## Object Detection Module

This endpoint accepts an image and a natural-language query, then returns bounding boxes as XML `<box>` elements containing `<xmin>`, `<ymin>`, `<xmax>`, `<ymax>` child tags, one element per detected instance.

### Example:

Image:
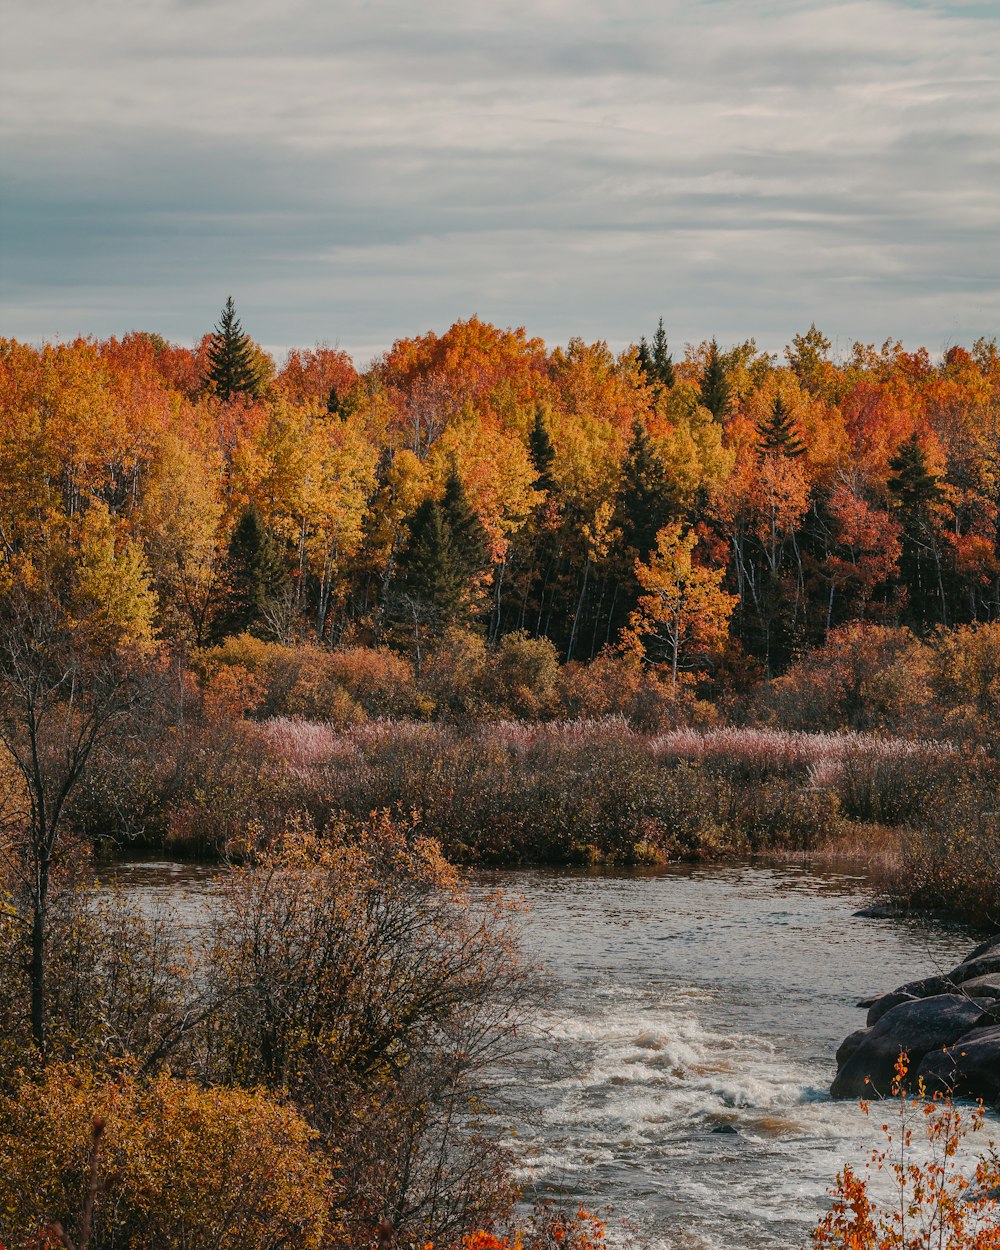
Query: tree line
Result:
<box><xmin>3</xmin><ymin>306</ymin><xmax>1000</xmax><ymax>684</ymax></box>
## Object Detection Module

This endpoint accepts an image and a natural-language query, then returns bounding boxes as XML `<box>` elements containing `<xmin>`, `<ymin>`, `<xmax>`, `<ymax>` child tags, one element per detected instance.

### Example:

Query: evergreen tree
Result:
<box><xmin>887</xmin><ymin>433</ymin><xmax>947</xmax><ymax>629</ymax></box>
<box><xmin>442</xmin><ymin>470</ymin><xmax>490</xmax><ymax>584</ymax></box>
<box><xmin>207</xmin><ymin>297</ymin><xmax>264</xmax><ymax>401</ymax></box>
<box><xmin>636</xmin><ymin>318</ymin><xmax>675</xmax><ymax>388</ymax></box>
<box><xmin>396</xmin><ymin>499</ymin><xmax>469</xmax><ymax>659</ymax></box>
<box><xmin>699</xmin><ymin>339</ymin><xmax>730</xmax><ymax>421</ymax></box>
<box><xmin>528</xmin><ymin>408</ymin><xmax>557</xmax><ymax>494</ymax></box>
<box><xmin>326</xmin><ymin>384</ymin><xmax>341</xmax><ymax>417</ymax></box>
<box><xmin>757</xmin><ymin>395</ymin><xmax>806</xmax><ymax>458</ymax></box>
<box><xmin>619</xmin><ymin>420</ymin><xmax>677</xmax><ymax>561</ymax></box>
<box><xmin>218</xmin><ymin>504</ymin><xmax>286</xmax><ymax>637</ymax></box>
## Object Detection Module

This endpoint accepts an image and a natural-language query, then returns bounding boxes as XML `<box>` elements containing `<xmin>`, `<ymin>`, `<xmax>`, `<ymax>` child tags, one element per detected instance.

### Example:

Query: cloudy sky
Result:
<box><xmin>2</xmin><ymin>0</ymin><xmax>998</xmax><ymax>363</ymax></box>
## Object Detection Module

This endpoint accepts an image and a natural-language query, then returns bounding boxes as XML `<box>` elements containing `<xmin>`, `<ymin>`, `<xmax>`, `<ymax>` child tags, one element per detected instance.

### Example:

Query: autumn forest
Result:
<box><xmin>5</xmin><ymin>306</ymin><xmax>1000</xmax><ymax>1249</ymax></box>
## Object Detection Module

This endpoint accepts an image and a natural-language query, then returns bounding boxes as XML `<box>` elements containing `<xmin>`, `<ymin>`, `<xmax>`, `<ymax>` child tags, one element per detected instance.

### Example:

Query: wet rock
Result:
<box><xmin>867</xmin><ymin>991</ymin><xmax>919</xmax><ymax>1027</ymax></box>
<box><xmin>831</xmin><ymin>995</ymin><xmax>991</xmax><ymax>1100</ymax></box>
<box><xmin>856</xmin><ymin>996</ymin><xmax>877</xmax><ymax>1009</ymax></box>
<box><xmin>710</xmin><ymin>1123</ymin><xmax>740</xmax><ymax>1135</ymax></box>
<box><xmin>854</xmin><ymin>903</ymin><xmax>903</xmax><ymax>919</ymax></box>
<box><xmin>916</xmin><ymin>1024</ymin><xmax>1000</xmax><ymax>1101</ymax></box>
<box><xmin>836</xmin><ymin>1027</ymin><xmax>869</xmax><ymax>1068</ymax></box>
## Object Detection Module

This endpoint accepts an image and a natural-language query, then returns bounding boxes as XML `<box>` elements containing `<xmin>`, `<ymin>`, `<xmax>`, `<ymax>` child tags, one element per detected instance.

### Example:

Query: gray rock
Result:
<box><xmin>962</xmin><ymin>935</ymin><xmax>1000</xmax><ymax>964</ymax></box>
<box><xmin>854</xmin><ymin>904</ymin><xmax>903</xmax><ymax>919</ymax></box>
<box><xmin>954</xmin><ymin>974</ymin><xmax>1000</xmax><ymax>1002</ymax></box>
<box><xmin>831</xmin><ymin>995</ymin><xmax>992</xmax><ymax>1100</ymax></box>
<box><xmin>867</xmin><ymin>991</ymin><xmax>919</xmax><ymax>1027</ymax></box>
<box><xmin>916</xmin><ymin>1024</ymin><xmax>1000</xmax><ymax>1102</ymax></box>
<box><xmin>836</xmin><ymin>1027</ymin><xmax>869</xmax><ymax>1068</ymax></box>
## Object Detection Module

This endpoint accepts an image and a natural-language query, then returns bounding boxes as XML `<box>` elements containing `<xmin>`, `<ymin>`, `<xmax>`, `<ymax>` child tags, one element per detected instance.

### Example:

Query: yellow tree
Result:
<box><xmin>625</xmin><ymin>523</ymin><xmax>736</xmax><ymax>684</ymax></box>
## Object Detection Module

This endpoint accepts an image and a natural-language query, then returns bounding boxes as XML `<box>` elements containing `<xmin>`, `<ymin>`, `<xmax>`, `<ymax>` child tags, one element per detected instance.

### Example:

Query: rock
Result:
<box><xmin>962</xmin><ymin>934</ymin><xmax>1000</xmax><ymax>964</ymax></box>
<box><xmin>954</xmin><ymin>973</ymin><xmax>1000</xmax><ymax>1002</ymax></box>
<box><xmin>857</xmin><ymin>996</ymin><xmax>877</xmax><ymax>1009</ymax></box>
<box><xmin>947</xmin><ymin>954</ymin><xmax>1000</xmax><ymax>986</ymax></box>
<box><xmin>854</xmin><ymin>903</ymin><xmax>903</xmax><ymax>919</ymax></box>
<box><xmin>710</xmin><ymin>1123</ymin><xmax>740</xmax><ymax>1135</ymax></box>
<box><xmin>836</xmin><ymin>1027</ymin><xmax>869</xmax><ymax>1068</ymax></box>
<box><xmin>831</xmin><ymin>995</ymin><xmax>992</xmax><ymax>1100</ymax></box>
<box><xmin>867</xmin><ymin>991</ymin><xmax>919</xmax><ymax>1027</ymax></box>
<box><xmin>916</xmin><ymin>1024</ymin><xmax>1000</xmax><ymax>1102</ymax></box>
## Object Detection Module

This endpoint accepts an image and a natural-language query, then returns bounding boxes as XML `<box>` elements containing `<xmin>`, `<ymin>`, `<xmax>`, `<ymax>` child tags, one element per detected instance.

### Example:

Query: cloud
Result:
<box><xmin>1</xmin><ymin>0</ymin><xmax>998</xmax><ymax>361</ymax></box>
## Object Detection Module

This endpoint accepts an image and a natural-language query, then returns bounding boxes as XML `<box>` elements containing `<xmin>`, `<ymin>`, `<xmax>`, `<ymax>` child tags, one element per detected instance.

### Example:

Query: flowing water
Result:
<box><xmin>104</xmin><ymin>858</ymin><xmax>995</xmax><ymax>1249</ymax></box>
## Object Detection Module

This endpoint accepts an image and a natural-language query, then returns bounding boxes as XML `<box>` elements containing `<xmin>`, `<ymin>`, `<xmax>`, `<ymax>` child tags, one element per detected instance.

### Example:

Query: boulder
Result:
<box><xmin>962</xmin><ymin>934</ymin><xmax>1000</xmax><ymax>964</ymax></box>
<box><xmin>836</xmin><ymin>1027</ymin><xmax>869</xmax><ymax>1069</ymax></box>
<box><xmin>916</xmin><ymin>1024</ymin><xmax>1000</xmax><ymax>1101</ymax></box>
<box><xmin>831</xmin><ymin>995</ymin><xmax>991</xmax><ymax>1099</ymax></box>
<box><xmin>954</xmin><ymin>973</ymin><xmax>1000</xmax><ymax>1002</ymax></box>
<box><xmin>867</xmin><ymin>991</ymin><xmax>919</xmax><ymax>1027</ymax></box>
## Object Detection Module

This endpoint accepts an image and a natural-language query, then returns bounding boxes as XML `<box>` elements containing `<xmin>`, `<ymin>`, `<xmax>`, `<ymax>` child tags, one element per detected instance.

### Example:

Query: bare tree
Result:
<box><xmin>0</xmin><ymin>586</ymin><xmax>153</xmax><ymax>1053</ymax></box>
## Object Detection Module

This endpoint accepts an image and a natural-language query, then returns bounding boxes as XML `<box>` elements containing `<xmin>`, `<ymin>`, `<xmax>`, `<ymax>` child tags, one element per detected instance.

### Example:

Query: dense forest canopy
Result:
<box><xmin>3</xmin><ymin>310</ymin><xmax>999</xmax><ymax>684</ymax></box>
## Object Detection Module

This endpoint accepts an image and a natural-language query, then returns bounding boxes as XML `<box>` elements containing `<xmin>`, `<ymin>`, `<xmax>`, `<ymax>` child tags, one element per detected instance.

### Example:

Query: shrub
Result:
<box><xmin>0</xmin><ymin>1063</ymin><xmax>332</xmax><ymax>1250</ymax></box>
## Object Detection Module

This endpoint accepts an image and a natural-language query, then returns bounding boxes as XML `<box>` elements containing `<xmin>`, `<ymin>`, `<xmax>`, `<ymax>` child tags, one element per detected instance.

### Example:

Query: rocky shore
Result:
<box><xmin>832</xmin><ymin>932</ymin><xmax>1000</xmax><ymax>1101</ymax></box>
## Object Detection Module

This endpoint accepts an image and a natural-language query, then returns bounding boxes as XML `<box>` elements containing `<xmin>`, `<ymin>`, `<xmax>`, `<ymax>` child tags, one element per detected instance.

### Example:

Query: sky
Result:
<box><xmin>2</xmin><ymin>0</ymin><xmax>999</xmax><ymax>365</ymax></box>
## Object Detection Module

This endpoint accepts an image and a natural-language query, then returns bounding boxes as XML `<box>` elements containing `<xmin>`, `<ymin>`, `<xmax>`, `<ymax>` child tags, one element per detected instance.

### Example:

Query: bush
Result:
<box><xmin>0</xmin><ymin>1063</ymin><xmax>332</xmax><ymax>1250</ymax></box>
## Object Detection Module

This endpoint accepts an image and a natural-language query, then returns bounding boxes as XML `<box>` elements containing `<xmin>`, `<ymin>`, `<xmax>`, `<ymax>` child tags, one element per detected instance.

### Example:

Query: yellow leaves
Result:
<box><xmin>626</xmin><ymin>524</ymin><xmax>737</xmax><ymax>682</ymax></box>
<box><xmin>0</xmin><ymin>1063</ymin><xmax>333</xmax><ymax>1250</ymax></box>
<box><xmin>73</xmin><ymin>501</ymin><xmax>158</xmax><ymax>650</ymax></box>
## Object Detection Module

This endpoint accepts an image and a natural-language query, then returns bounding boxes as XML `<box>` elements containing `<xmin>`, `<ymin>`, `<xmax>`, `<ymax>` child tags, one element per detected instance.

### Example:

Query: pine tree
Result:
<box><xmin>757</xmin><ymin>395</ymin><xmax>806</xmax><ymax>458</ymax></box>
<box><xmin>636</xmin><ymin>318</ymin><xmax>675</xmax><ymax>388</ymax></box>
<box><xmin>397</xmin><ymin>499</ymin><xmax>468</xmax><ymax>645</ymax></box>
<box><xmin>218</xmin><ymin>504</ymin><xmax>286</xmax><ymax>637</ymax></box>
<box><xmin>528</xmin><ymin>408</ymin><xmax>557</xmax><ymax>494</ymax></box>
<box><xmin>207</xmin><ymin>297</ymin><xmax>264</xmax><ymax>401</ymax></box>
<box><xmin>887</xmin><ymin>433</ymin><xmax>947</xmax><ymax>629</ymax></box>
<box><xmin>326</xmin><ymin>384</ymin><xmax>341</xmax><ymax>417</ymax></box>
<box><xmin>699</xmin><ymin>339</ymin><xmax>730</xmax><ymax>421</ymax></box>
<box><xmin>442</xmin><ymin>470</ymin><xmax>490</xmax><ymax>583</ymax></box>
<box><xmin>619</xmin><ymin>420</ymin><xmax>677</xmax><ymax>560</ymax></box>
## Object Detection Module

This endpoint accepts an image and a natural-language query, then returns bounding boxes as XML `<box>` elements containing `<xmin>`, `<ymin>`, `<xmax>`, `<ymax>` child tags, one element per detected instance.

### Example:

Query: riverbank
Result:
<box><xmin>80</xmin><ymin>716</ymin><xmax>999</xmax><ymax>928</ymax></box>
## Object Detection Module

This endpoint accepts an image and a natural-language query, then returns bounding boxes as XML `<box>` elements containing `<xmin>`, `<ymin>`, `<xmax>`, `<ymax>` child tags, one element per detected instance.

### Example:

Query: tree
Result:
<box><xmin>396</xmin><ymin>500</ymin><xmax>469</xmax><ymax>666</ymax></box>
<box><xmin>0</xmin><ymin>585</ymin><xmax>154</xmax><ymax>1053</ymax></box>
<box><xmin>217</xmin><ymin>505</ymin><xmax>287</xmax><ymax>639</ymax></box>
<box><xmin>699</xmin><ymin>338</ymin><xmax>731</xmax><ymax>421</ymax></box>
<box><xmin>527</xmin><ymin>407</ymin><xmax>557</xmax><ymax>495</ymax></box>
<box><xmin>206</xmin><ymin>297</ymin><xmax>265</xmax><ymax>401</ymax></box>
<box><xmin>618</xmin><ymin>419</ymin><xmax>677</xmax><ymax>562</ymax></box>
<box><xmin>757</xmin><ymin>394</ymin><xmax>806</xmax><ymax>459</ymax></box>
<box><xmin>624</xmin><ymin>523</ymin><xmax>736</xmax><ymax>683</ymax></box>
<box><xmin>637</xmin><ymin>318</ymin><xmax>675</xmax><ymax>388</ymax></box>
<box><xmin>442</xmin><ymin>469</ymin><xmax>490</xmax><ymax>586</ymax></box>
<box><xmin>887</xmin><ymin>432</ymin><xmax>949</xmax><ymax>629</ymax></box>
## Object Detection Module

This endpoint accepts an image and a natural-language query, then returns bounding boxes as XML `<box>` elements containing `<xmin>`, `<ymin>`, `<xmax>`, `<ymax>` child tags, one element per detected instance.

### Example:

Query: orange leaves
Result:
<box><xmin>812</xmin><ymin>1057</ymin><xmax>1000</xmax><ymax>1250</ymax></box>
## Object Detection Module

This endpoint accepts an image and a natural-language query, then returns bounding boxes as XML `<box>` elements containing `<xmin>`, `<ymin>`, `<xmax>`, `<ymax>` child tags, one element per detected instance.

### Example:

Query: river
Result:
<box><xmin>103</xmin><ymin>858</ymin><xmax>994</xmax><ymax>1249</ymax></box>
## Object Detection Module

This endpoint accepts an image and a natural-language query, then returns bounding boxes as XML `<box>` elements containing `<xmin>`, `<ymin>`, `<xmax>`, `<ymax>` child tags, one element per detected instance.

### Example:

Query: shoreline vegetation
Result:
<box><xmin>4</xmin><ymin>313</ymin><xmax>1000</xmax><ymax>1245</ymax></box>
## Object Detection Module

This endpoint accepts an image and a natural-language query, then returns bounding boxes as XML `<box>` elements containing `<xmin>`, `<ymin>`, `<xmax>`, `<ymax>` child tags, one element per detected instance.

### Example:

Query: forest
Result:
<box><xmin>4</xmin><ymin>306</ymin><xmax>1000</xmax><ymax>1249</ymax></box>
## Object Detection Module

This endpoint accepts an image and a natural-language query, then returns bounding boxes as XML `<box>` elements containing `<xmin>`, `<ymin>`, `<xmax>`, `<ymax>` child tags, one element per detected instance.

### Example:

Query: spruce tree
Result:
<box><xmin>218</xmin><ymin>504</ymin><xmax>286</xmax><ymax>637</ymax></box>
<box><xmin>528</xmin><ymin>407</ymin><xmax>557</xmax><ymax>494</ymax></box>
<box><xmin>637</xmin><ymin>318</ymin><xmax>675</xmax><ymax>388</ymax></box>
<box><xmin>398</xmin><ymin>499</ymin><xmax>467</xmax><ymax>635</ymax></box>
<box><xmin>442</xmin><ymin>470</ymin><xmax>490</xmax><ymax>584</ymax></box>
<box><xmin>619</xmin><ymin>420</ymin><xmax>677</xmax><ymax>561</ymax></box>
<box><xmin>757</xmin><ymin>395</ymin><xmax>806</xmax><ymax>458</ymax></box>
<box><xmin>699</xmin><ymin>339</ymin><xmax>731</xmax><ymax>421</ymax></box>
<box><xmin>887</xmin><ymin>433</ymin><xmax>947</xmax><ymax>629</ymax></box>
<box><xmin>207</xmin><ymin>297</ymin><xmax>264</xmax><ymax>401</ymax></box>
<box><xmin>326</xmin><ymin>384</ymin><xmax>341</xmax><ymax>417</ymax></box>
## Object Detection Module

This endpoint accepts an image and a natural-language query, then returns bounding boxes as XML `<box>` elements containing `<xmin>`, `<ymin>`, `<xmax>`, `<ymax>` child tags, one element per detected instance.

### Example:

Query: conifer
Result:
<box><xmin>207</xmin><ymin>297</ymin><xmax>264</xmax><ymax>401</ymax></box>
<box><xmin>699</xmin><ymin>338</ymin><xmax>730</xmax><ymax>420</ymax></box>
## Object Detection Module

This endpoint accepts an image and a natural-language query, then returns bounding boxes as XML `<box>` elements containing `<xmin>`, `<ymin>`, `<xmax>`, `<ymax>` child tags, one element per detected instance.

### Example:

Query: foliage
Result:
<box><xmin>811</xmin><ymin>1056</ymin><xmax>1000</xmax><ymax>1250</ymax></box>
<box><xmin>0</xmin><ymin>1063</ymin><xmax>332</xmax><ymax>1250</ymax></box>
